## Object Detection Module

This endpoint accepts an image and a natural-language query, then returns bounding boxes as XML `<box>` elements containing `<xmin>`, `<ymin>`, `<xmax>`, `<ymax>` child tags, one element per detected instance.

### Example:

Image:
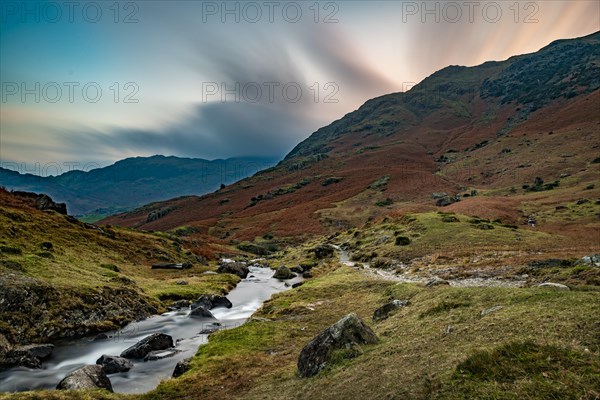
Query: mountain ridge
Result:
<box><xmin>102</xmin><ymin>32</ymin><xmax>600</xmax><ymax>244</ymax></box>
<box><xmin>0</xmin><ymin>155</ymin><xmax>278</xmax><ymax>219</ymax></box>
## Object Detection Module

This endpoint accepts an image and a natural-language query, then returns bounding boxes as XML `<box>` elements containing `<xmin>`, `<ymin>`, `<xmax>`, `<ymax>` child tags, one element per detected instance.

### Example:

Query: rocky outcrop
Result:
<box><xmin>217</xmin><ymin>262</ymin><xmax>249</xmax><ymax>279</ymax></box>
<box><xmin>172</xmin><ymin>357</ymin><xmax>192</xmax><ymax>377</ymax></box>
<box><xmin>0</xmin><ymin>273</ymin><xmax>158</xmax><ymax>345</ymax></box>
<box><xmin>120</xmin><ymin>333</ymin><xmax>174</xmax><ymax>359</ymax></box>
<box><xmin>373</xmin><ymin>300</ymin><xmax>409</xmax><ymax>321</ymax></box>
<box><xmin>191</xmin><ymin>294</ymin><xmax>232</xmax><ymax>310</ymax></box>
<box><xmin>298</xmin><ymin>313</ymin><xmax>378</xmax><ymax>378</ymax></box>
<box><xmin>34</xmin><ymin>194</ymin><xmax>67</xmax><ymax>215</ymax></box>
<box><xmin>96</xmin><ymin>355</ymin><xmax>133</xmax><ymax>374</ymax></box>
<box><xmin>273</xmin><ymin>266</ymin><xmax>296</xmax><ymax>280</ymax></box>
<box><xmin>0</xmin><ymin>342</ymin><xmax>54</xmax><ymax>370</ymax></box>
<box><xmin>56</xmin><ymin>365</ymin><xmax>113</xmax><ymax>392</ymax></box>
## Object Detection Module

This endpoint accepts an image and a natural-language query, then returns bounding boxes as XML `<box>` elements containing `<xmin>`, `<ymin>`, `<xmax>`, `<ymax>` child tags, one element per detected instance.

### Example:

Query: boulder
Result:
<box><xmin>273</xmin><ymin>266</ymin><xmax>296</xmax><ymax>280</ymax></box>
<box><xmin>96</xmin><ymin>355</ymin><xmax>133</xmax><ymax>374</ymax></box>
<box><xmin>172</xmin><ymin>357</ymin><xmax>192</xmax><ymax>378</ymax></box>
<box><xmin>190</xmin><ymin>305</ymin><xmax>216</xmax><ymax>319</ymax></box>
<box><xmin>191</xmin><ymin>294</ymin><xmax>232</xmax><ymax>310</ymax></box>
<box><xmin>217</xmin><ymin>262</ymin><xmax>249</xmax><ymax>279</ymax></box>
<box><xmin>303</xmin><ymin>271</ymin><xmax>313</xmax><ymax>279</ymax></box>
<box><xmin>312</xmin><ymin>244</ymin><xmax>335</xmax><ymax>259</ymax></box>
<box><xmin>16</xmin><ymin>343</ymin><xmax>54</xmax><ymax>360</ymax></box>
<box><xmin>292</xmin><ymin>282</ymin><xmax>304</xmax><ymax>289</ymax></box>
<box><xmin>537</xmin><ymin>282</ymin><xmax>570</xmax><ymax>291</ymax></box>
<box><xmin>35</xmin><ymin>194</ymin><xmax>67</xmax><ymax>215</ymax></box>
<box><xmin>56</xmin><ymin>365</ymin><xmax>113</xmax><ymax>392</ymax></box>
<box><xmin>0</xmin><ymin>343</ymin><xmax>55</xmax><ymax>370</ymax></box>
<box><xmin>297</xmin><ymin>313</ymin><xmax>378</xmax><ymax>378</ymax></box>
<box><xmin>120</xmin><ymin>333</ymin><xmax>174</xmax><ymax>359</ymax></box>
<box><xmin>373</xmin><ymin>300</ymin><xmax>409</xmax><ymax>321</ymax></box>
<box><xmin>290</xmin><ymin>265</ymin><xmax>304</xmax><ymax>274</ymax></box>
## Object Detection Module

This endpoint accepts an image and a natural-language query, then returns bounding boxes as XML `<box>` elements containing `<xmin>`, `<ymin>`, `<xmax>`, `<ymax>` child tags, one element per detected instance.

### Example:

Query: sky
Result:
<box><xmin>1</xmin><ymin>0</ymin><xmax>599</xmax><ymax>175</ymax></box>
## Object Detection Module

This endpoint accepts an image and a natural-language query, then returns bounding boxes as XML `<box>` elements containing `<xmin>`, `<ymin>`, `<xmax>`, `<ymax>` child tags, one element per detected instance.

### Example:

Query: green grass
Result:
<box><xmin>0</xmin><ymin>203</ymin><xmax>239</xmax><ymax>345</ymax></box>
<box><xmin>3</xmin><ymin>262</ymin><xmax>599</xmax><ymax>400</ymax></box>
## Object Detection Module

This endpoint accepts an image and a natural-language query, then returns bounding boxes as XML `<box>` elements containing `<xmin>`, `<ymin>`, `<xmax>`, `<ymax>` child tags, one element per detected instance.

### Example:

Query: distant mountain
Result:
<box><xmin>101</xmin><ymin>32</ymin><xmax>600</xmax><ymax>243</ymax></box>
<box><xmin>0</xmin><ymin>155</ymin><xmax>278</xmax><ymax>219</ymax></box>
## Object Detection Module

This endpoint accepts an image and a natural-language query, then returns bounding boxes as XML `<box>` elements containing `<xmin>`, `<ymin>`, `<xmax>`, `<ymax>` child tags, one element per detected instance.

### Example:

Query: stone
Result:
<box><xmin>290</xmin><ymin>265</ymin><xmax>304</xmax><ymax>273</ymax></box>
<box><xmin>172</xmin><ymin>357</ymin><xmax>192</xmax><ymax>378</ymax></box>
<box><xmin>120</xmin><ymin>333</ymin><xmax>174</xmax><ymax>359</ymax></box>
<box><xmin>56</xmin><ymin>365</ymin><xmax>113</xmax><ymax>392</ymax></box>
<box><xmin>16</xmin><ymin>344</ymin><xmax>54</xmax><ymax>360</ymax></box>
<box><xmin>303</xmin><ymin>271</ymin><xmax>313</xmax><ymax>279</ymax></box>
<box><xmin>537</xmin><ymin>282</ymin><xmax>570</xmax><ymax>291</ymax></box>
<box><xmin>191</xmin><ymin>294</ymin><xmax>232</xmax><ymax>310</ymax></box>
<box><xmin>93</xmin><ymin>333</ymin><xmax>109</xmax><ymax>341</ymax></box>
<box><xmin>96</xmin><ymin>355</ymin><xmax>133</xmax><ymax>374</ymax></box>
<box><xmin>313</xmin><ymin>244</ymin><xmax>336</xmax><ymax>259</ymax></box>
<box><xmin>579</xmin><ymin>255</ymin><xmax>600</xmax><ymax>267</ymax></box>
<box><xmin>273</xmin><ymin>266</ymin><xmax>296</xmax><ymax>280</ymax></box>
<box><xmin>292</xmin><ymin>282</ymin><xmax>304</xmax><ymax>289</ymax></box>
<box><xmin>0</xmin><ymin>343</ymin><xmax>55</xmax><ymax>370</ymax></box>
<box><xmin>217</xmin><ymin>262</ymin><xmax>249</xmax><ymax>279</ymax></box>
<box><xmin>297</xmin><ymin>313</ymin><xmax>378</xmax><ymax>378</ymax></box>
<box><xmin>175</xmin><ymin>280</ymin><xmax>188</xmax><ymax>285</ymax></box>
<box><xmin>190</xmin><ymin>305</ymin><xmax>216</xmax><ymax>319</ymax></box>
<box><xmin>425</xmin><ymin>278</ymin><xmax>450</xmax><ymax>287</ymax></box>
<box><xmin>481</xmin><ymin>306</ymin><xmax>504</xmax><ymax>316</ymax></box>
<box><xmin>168</xmin><ymin>300</ymin><xmax>191</xmax><ymax>311</ymax></box>
<box><xmin>199</xmin><ymin>326</ymin><xmax>221</xmax><ymax>335</ymax></box>
<box><xmin>373</xmin><ymin>300</ymin><xmax>409</xmax><ymax>321</ymax></box>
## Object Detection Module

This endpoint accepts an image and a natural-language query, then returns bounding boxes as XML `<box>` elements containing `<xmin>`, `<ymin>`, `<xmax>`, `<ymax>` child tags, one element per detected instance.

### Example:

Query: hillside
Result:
<box><xmin>102</xmin><ymin>32</ymin><xmax>600</xmax><ymax>249</ymax></box>
<box><xmin>0</xmin><ymin>156</ymin><xmax>277</xmax><ymax>220</ymax></box>
<box><xmin>0</xmin><ymin>189</ymin><xmax>242</xmax><ymax>347</ymax></box>
<box><xmin>1</xmin><ymin>32</ymin><xmax>599</xmax><ymax>400</ymax></box>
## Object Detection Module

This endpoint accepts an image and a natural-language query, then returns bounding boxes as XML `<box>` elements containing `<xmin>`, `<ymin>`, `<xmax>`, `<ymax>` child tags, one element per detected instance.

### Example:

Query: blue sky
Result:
<box><xmin>1</xmin><ymin>0</ymin><xmax>598</xmax><ymax>173</ymax></box>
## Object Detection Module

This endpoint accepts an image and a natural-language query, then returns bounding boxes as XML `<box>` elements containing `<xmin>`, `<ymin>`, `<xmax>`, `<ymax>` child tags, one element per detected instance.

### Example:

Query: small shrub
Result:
<box><xmin>375</xmin><ymin>198</ymin><xmax>394</xmax><ymax>207</ymax></box>
<box><xmin>100</xmin><ymin>263</ymin><xmax>120</xmax><ymax>272</ymax></box>
<box><xmin>441</xmin><ymin>215</ymin><xmax>459</xmax><ymax>223</ymax></box>
<box><xmin>395</xmin><ymin>236</ymin><xmax>411</xmax><ymax>246</ymax></box>
<box><xmin>0</xmin><ymin>246</ymin><xmax>22</xmax><ymax>255</ymax></box>
<box><xmin>322</xmin><ymin>177</ymin><xmax>343</xmax><ymax>186</ymax></box>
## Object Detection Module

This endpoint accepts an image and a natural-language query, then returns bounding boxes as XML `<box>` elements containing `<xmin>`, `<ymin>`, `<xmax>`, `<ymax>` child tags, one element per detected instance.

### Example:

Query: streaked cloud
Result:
<box><xmin>1</xmin><ymin>0</ymin><xmax>598</xmax><ymax>169</ymax></box>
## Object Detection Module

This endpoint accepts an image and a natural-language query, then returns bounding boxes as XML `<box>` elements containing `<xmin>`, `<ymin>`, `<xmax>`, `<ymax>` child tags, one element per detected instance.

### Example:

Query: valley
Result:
<box><xmin>1</xmin><ymin>32</ymin><xmax>599</xmax><ymax>400</ymax></box>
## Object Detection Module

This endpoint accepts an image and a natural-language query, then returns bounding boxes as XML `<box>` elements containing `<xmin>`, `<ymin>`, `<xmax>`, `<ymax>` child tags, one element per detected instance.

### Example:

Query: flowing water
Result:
<box><xmin>0</xmin><ymin>265</ymin><xmax>299</xmax><ymax>394</ymax></box>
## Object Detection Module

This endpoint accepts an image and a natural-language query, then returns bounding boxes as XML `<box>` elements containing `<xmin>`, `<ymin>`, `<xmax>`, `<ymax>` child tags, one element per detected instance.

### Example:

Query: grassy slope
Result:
<box><xmin>0</xmin><ymin>190</ymin><xmax>239</xmax><ymax>344</ymax></box>
<box><xmin>137</xmin><ymin>265</ymin><xmax>600</xmax><ymax>400</ymax></box>
<box><xmin>8</xmin><ymin>264</ymin><xmax>597</xmax><ymax>400</ymax></box>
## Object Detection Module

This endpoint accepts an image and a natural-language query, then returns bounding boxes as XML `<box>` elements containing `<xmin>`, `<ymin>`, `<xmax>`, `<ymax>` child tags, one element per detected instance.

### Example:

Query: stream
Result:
<box><xmin>0</xmin><ymin>265</ymin><xmax>300</xmax><ymax>394</ymax></box>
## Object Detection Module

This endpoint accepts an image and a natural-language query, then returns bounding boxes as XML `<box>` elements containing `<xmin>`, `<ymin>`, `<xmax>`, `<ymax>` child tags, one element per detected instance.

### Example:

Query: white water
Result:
<box><xmin>0</xmin><ymin>266</ymin><xmax>300</xmax><ymax>394</ymax></box>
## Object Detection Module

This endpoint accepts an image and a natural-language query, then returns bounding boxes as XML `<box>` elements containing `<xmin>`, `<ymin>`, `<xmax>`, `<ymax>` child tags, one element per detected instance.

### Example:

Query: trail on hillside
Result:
<box><xmin>335</xmin><ymin>246</ymin><xmax>526</xmax><ymax>288</ymax></box>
